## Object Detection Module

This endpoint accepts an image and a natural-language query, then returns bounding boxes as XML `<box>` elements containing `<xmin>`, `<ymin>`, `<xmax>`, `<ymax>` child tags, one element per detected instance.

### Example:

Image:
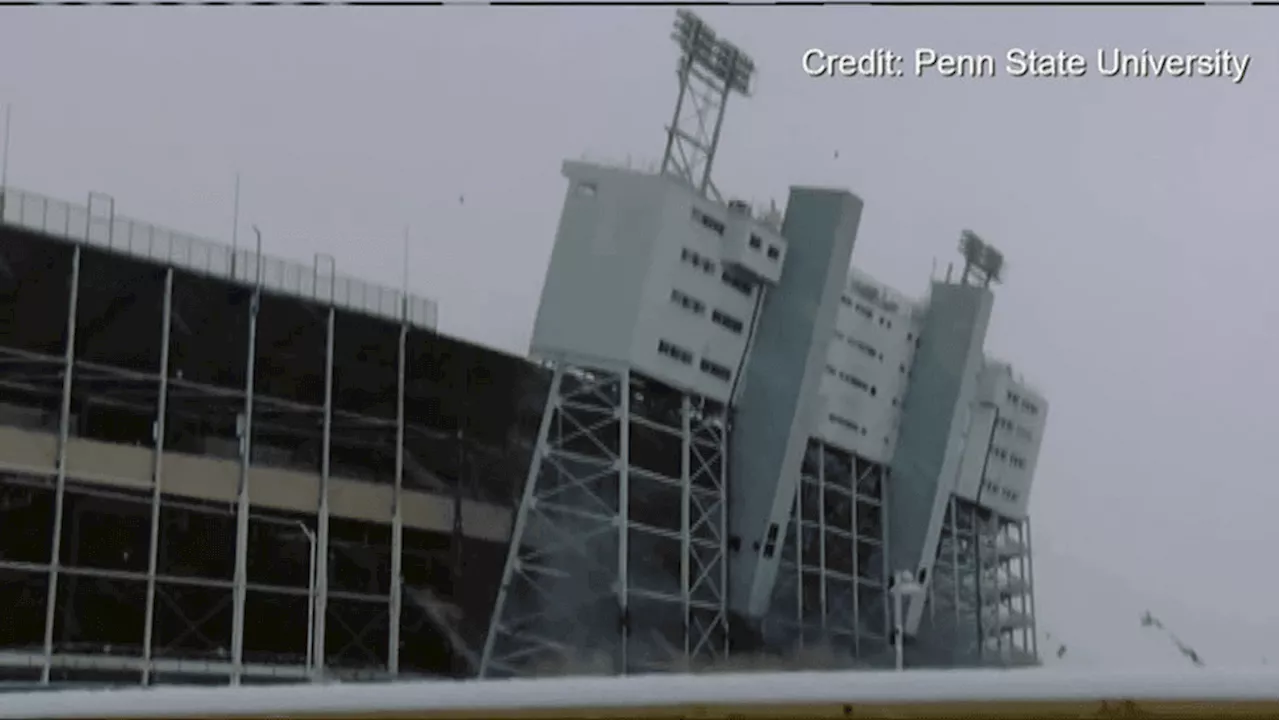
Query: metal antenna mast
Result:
<box><xmin>660</xmin><ymin>10</ymin><xmax>755</xmax><ymax>204</ymax></box>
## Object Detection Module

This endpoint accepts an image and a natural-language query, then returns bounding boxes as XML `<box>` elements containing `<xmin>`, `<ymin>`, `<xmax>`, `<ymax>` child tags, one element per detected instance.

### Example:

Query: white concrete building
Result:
<box><xmin>488</xmin><ymin>158</ymin><xmax>1050</xmax><ymax>675</ymax></box>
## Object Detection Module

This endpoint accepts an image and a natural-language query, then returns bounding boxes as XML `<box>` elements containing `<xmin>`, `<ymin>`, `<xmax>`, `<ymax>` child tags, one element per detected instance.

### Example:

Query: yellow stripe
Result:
<box><xmin>108</xmin><ymin>699</ymin><xmax>1279</xmax><ymax>719</ymax></box>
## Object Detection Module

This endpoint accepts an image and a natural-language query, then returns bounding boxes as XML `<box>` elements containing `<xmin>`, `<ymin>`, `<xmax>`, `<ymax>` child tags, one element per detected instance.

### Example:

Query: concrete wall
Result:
<box><xmin>726</xmin><ymin>187</ymin><xmax>863</xmax><ymax>619</ymax></box>
<box><xmin>887</xmin><ymin>280</ymin><xmax>993</xmax><ymax>634</ymax></box>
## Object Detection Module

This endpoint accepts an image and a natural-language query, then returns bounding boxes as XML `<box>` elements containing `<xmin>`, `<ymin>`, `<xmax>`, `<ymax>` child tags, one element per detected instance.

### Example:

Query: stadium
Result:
<box><xmin>0</xmin><ymin>10</ymin><xmax>1045</xmax><ymax>688</ymax></box>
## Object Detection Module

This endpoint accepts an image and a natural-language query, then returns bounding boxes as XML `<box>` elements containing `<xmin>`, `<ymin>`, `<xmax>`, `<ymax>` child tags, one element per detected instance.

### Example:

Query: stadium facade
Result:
<box><xmin>0</xmin><ymin>160</ymin><xmax>1045</xmax><ymax>686</ymax></box>
<box><xmin>0</xmin><ymin>12</ymin><xmax>1045</xmax><ymax>691</ymax></box>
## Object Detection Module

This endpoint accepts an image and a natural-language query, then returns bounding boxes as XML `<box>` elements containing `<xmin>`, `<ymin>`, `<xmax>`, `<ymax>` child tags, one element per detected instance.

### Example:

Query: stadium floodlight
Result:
<box><xmin>958</xmin><ymin>229</ymin><xmax>1006</xmax><ymax>287</ymax></box>
<box><xmin>671</xmin><ymin>10</ymin><xmax>755</xmax><ymax>96</ymax></box>
<box><xmin>661</xmin><ymin>10</ymin><xmax>757</xmax><ymax>202</ymax></box>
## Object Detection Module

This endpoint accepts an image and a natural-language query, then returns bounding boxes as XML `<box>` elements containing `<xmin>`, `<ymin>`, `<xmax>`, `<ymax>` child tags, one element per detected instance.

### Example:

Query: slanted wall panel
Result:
<box><xmin>727</xmin><ymin>188</ymin><xmax>863</xmax><ymax>618</ymax></box>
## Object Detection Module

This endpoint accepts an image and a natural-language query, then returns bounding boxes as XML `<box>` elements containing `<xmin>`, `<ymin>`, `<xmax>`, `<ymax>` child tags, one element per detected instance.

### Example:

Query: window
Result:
<box><xmin>840</xmin><ymin>295</ymin><xmax>853</xmax><ymax>307</ymax></box>
<box><xmin>658</xmin><ymin>339</ymin><xmax>693</xmax><ymax>365</ymax></box>
<box><xmin>851</xmin><ymin>339</ymin><xmax>877</xmax><ymax>359</ymax></box>
<box><xmin>854</xmin><ymin>304</ymin><xmax>873</xmax><ymax>320</ymax></box>
<box><xmin>766</xmin><ymin>245</ymin><xmax>780</xmax><ymax>261</ymax></box>
<box><xmin>681</xmin><ymin>247</ymin><xmax>715</xmax><ymax>275</ymax></box>
<box><xmin>721</xmin><ymin>271</ymin><xmax>753</xmax><ymax>296</ymax></box>
<box><xmin>836</xmin><ymin>371</ymin><xmax>870</xmax><ymax>394</ymax></box>
<box><xmin>692</xmin><ymin>208</ymin><xmax>725</xmax><ymax>236</ymax></box>
<box><xmin>748</xmin><ymin>234</ymin><xmax>763</xmax><ymax>250</ymax></box>
<box><xmin>711</xmin><ymin>309</ymin><xmax>744</xmax><ymax>334</ymax></box>
<box><xmin>670</xmin><ymin>289</ymin><xmax>706</xmax><ymax>315</ymax></box>
<box><xmin>574</xmin><ymin>182</ymin><xmax>597</xmax><ymax>197</ymax></box>
<box><xmin>1021</xmin><ymin>399</ymin><xmax>1040</xmax><ymax>416</ymax></box>
<box><xmin>700</xmin><ymin>358</ymin><xmax>732</xmax><ymax>382</ymax></box>
<box><xmin>828</xmin><ymin>413</ymin><xmax>861</xmax><ymax>434</ymax></box>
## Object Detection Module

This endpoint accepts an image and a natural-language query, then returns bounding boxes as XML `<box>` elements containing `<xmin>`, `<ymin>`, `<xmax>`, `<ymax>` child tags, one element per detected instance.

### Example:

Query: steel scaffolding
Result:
<box><xmin>480</xmin><ymin>363</ymin><xmax>729</xmax><ymax>677</ymax></box>
<box><xmin>0</xmin><ymin>200</ymin><xmax>535</xmax><ymax>687</ymax></box>
<box><xmin>761</xmin><ymin>439</ymin><xmax>892</xmax><ymax>662</ymax></box>
<box><xmin>920</xmin><ymin>496</ymin><xmax>1036</xmax><ymax>667</ymax></box>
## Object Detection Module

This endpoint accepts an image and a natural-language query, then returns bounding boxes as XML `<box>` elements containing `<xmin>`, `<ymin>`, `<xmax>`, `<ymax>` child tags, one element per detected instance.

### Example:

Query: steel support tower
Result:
<box><xmin>919</xmin><ymin>496</ymin><xmax>1037</xmax><ymax>667</ymax></box>
<box><xmin>660</xmin><ymin>10</ymin><xmax>754</xmax><ymax>204</ymax></box>
<box><xmin>762</xmin><ymin>439</ymin><xmax>893</xmax><ymax>661</ymax></box>
<box><xmin>480</xmin><ymin>364</ymin><xmax>729</xmax><ymax>676</ymax></box>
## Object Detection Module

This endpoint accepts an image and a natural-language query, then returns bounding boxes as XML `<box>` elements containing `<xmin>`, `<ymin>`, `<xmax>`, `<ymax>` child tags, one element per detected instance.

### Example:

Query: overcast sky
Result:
<box><xmin>1</xmin><ymin>6</ymin><xmax>1275</xmax><ymax>664</ymax></box>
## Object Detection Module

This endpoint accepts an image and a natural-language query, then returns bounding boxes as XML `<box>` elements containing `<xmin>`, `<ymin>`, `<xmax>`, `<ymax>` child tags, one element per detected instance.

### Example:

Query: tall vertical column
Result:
<box><xmin>716</xmin><ymin>420</ymin><xmax>728</xmax><ymax>660</ymax></box>
<box><xmin>141</xmin><ymin>268</ymin><xmax>174</xmax><ymax>685</ymax></box>
<box><xmin>816</xmin><ymin>452</ymin><xmax>827</xmax><ymax>633</ymax></box>
<box><xmin>849</xmin><ymin>456</ymin><xmax>860</xmax><ymax>657</ymax></box>
<box><xmin>972</xmin><ymin>512</ymin><xmax>984</xmax><ymax>664</ymax></box>
<box><xmin>615</xmin><ymin>371</ymin><xmax>630</xmax><ymax>675</ymax></box>
<box><xmin>679</xmin><ymin>395</ymin><xmax>691</xmax><ymax>657</ymax></box>
<box><xmin>230</xmin><ymin>274</ymin><xmax>262</xmax><ymax>685</ymax></box>
<box><xmin>792</xmin><ymin>477</ymin><xmax>802</xmax><ymax>641</ymax></box>
<box><xmin>948</xmin><ymin>500</ymin><xmax>961</xmax><ymax>645</ymax></box>
<box><xmin>40</xmin><ymin>244</ymin><xmax>81</xmax><ymax>684</ymax></box>
<box><xmin>1024</xmin><ymin>517</ymin><xmax>1038</xmax><ymax>659</ymax></box>
<box><xmin>388</xmin><ymin>323</ymin><xmax>406</xmax><ymax>675</ymax></box>
<box><xmin>313</xmin><ymin>307</ymin><xmax>335</xmax><ymax>678</ymax></box>
<box><xmin>879</xmin><ymin>476</ymin><xmax>891</xmax><ymax>649</ymax></box>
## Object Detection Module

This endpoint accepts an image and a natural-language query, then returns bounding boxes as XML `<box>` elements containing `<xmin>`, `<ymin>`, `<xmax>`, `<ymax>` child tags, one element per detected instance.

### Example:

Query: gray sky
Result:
<box><xmin>1</xmin><ymin>6</ymin><xmax>1275</xmax><ymax>663</ymax></box>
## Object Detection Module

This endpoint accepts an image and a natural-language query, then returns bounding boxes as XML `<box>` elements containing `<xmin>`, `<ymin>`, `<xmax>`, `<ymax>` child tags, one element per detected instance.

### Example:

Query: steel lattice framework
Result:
<box><xmin>480</xmin><ymin>363</ymin><xmax>728</xmax><ymax>677</ymax></box>
<box><xmin>921</xmin><ymin>496</ymin><xmax>1037</xmax><ymax>667</ymax></box>
<box><xmin>762</xmin><ymin>439</ymin><xmax>893</xmax><ymax>660</ymax></box>
<box><xmin>659</xmin><ymin>10</ymin><xmax>755</xmax><ymax>204</ymax></box>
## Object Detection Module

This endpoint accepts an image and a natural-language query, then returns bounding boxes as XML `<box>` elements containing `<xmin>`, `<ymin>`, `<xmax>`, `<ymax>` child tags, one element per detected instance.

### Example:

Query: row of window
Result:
<box><xmin>670</xmin><ymin>289</ymin><xmax>705</xmax><ymax>315</ymax></box>
<box><xmin>678</xmin><ymin>247</ymin><xmax>758</xmax><ymax>299</ymax></box>
<box><xmin>995</xmin><ymin>416</ymin><xmax>1036</xmax><ymax>442</ymax></box>
<box><xmin>658</xmin><ymin>339</ymin><xmax>694</xmax><ymax>365</ymax></box>
<box><xmin>693</xmin><ymin>208</ymin><xmax>726</xmax><ymax>235</ymax></box>
<box><xmin>981</xmin><ymin>479</ymin><xmax>1022</xmax><ymax>505</ymax></box>
<box><xmin>828</xmin><ymin>413</ymin><xmax>869</xmax><ymax>438</ymax></box>
<box><xmin>825</xmin><ymin>365</ymin><xmax>878</xmax><ymax>397</ymax></box>
<box><xmin>657</xmin><ymin>339</ymin><xmax>734</xmax><ymax>384</ymax></box>
<box><xmin>831</xmin><ymin>330</ymin><xmax>882</xmax><ymax>362</ymax></box>
<box><xmin>1006</xmin><ymin>390</ymin><xmax>1041</xmax><ymax>416</ymax></box>
<box><xmin>747</xmin><ymin>232</ymin><xmax>782</xmax><ymax>260</ymax></box>
<box><xmin>669</xmin><ymin>287</ymin><xmax>747</xmax><ymax>335</ymax></box>
<box><xmin>693</xmin><ymin>208</ymin><xmax>783</xmax><ymax>262</ymax></box>
<box><xmin>989</xmin><ymin>445</ymin><xmax>1029</xmax><ymax>470</ymax></box>
<box><xmin>680</xmin><ymin>247</ymin><xmax>716</xmax><ymax>275</ymax></box>
<box><xmin>840</xmin><ymin>295</ymin><xmax>905</xmax><ymax>333</ymax></box>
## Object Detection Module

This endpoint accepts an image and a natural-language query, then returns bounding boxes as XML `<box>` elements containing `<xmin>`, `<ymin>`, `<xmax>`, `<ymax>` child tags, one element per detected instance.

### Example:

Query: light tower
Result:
<box><xmin>958</xmin><ymin>230</ymin><xmax>1006</xmax><ymax>288</ymax></box>
<box><xmin>660</xmin><ymin>10</ymin><xmax>755</xmax><ymax>203</ymax></box>
<box><xmin>478</xmin><ymin>12</ymin><xmax>759</xmax><ymax>679</ymax></box>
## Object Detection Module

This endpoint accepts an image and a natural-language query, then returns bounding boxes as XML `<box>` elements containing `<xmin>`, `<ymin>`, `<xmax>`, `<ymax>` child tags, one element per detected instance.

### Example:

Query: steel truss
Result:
<box><xmin>480</xmin><ymin>363</ymin><xmax>729</xmax><ymax>677</ymax></box>
<box><xmin>922</xmin><ymin>495</ymin><xmax>1037</xmax><ymax>667</ymax></box>
<box><xmin>762</xmin><ymin>439</ymin><xmax>892</xmax><ymax>662</ymax></box>
<box><xmin>0</xmin><ymin>235</ymin><xmax>515</xmax><ymax>687</ymax></box>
